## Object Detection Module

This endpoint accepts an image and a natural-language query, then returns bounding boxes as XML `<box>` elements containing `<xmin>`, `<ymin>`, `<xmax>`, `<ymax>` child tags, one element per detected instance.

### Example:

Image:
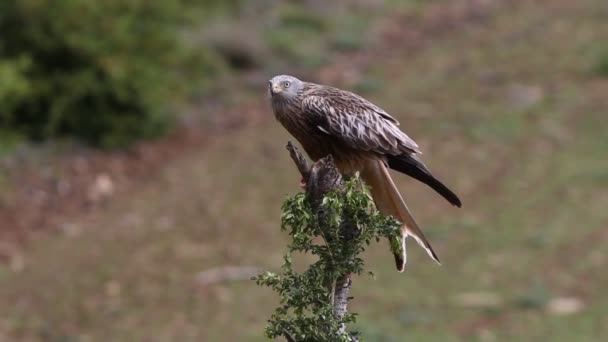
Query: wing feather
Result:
<box><xmin>302</xmin><ymin>88</ymin><xmax>420</xmax><ymax>155</ymax></box>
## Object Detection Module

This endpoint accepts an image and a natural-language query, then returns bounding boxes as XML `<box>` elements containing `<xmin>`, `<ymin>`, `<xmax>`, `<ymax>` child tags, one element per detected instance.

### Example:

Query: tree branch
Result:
<box><xmin>283</xmin><ymin>332</ymin><xmax>296</xmax><ymax>342</ymax></box>
<box><xmin>286</xmin><ymin>141</ymin><xmax>358</xmax><ymax>341</ymax></box>
<box><xmin>333</xmin><ymin>274</ymin><xmax>354</xmax><ymax>336</ymax></box>
<box><xmin>286</xmin><ymin>141</ymin><xmax>310</xmax><ymax>184</ymax></box>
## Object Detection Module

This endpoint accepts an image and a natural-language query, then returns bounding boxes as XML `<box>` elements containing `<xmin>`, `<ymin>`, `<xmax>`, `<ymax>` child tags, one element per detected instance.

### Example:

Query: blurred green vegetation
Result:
<box><xmin>0</xmin><ymin>0</ymin><xmax>238</xmax><ymax>148</ymax></box>
<box><xmin>0</xmin><ymin>0</ymin><xmax>377</xmax><ymax>150</ymax></box>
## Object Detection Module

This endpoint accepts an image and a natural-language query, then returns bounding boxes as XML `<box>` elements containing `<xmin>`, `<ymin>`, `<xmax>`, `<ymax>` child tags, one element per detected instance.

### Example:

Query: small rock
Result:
<box><xmin>88</xmin><ymin>173</ymin><xmax>114</xmax><ymax>202</ymax></box>
<box><xmin>546</xmin><ymin>297</ymin><xmax>584</xmax><ymax>316</ymax></box>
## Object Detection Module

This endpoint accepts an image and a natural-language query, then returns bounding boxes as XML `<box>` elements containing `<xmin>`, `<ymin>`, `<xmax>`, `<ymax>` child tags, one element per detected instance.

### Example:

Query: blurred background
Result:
<box><xmin>0</xmin><ymin>0</ymin><xmax>607</xmax><ymax>341</ymax></box>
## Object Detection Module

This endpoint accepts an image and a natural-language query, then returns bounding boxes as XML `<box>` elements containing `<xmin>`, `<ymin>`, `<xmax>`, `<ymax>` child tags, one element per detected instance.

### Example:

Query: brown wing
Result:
<box><xmin>301</xmin><ymin>84</ymin><xmax>462</xmax><ymax>207</ymax></box>
<box><xmin>301</xmin><ymin>86</ymin><xmax>420</xmax><ymax>156</ymax></box>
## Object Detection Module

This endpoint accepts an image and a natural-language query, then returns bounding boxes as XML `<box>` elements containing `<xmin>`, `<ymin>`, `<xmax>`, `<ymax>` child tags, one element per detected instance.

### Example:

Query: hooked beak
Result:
<box><xmin>269</xmin><ymin>81</ymin><xmax>282</xmax><ymax>95</ymax></box>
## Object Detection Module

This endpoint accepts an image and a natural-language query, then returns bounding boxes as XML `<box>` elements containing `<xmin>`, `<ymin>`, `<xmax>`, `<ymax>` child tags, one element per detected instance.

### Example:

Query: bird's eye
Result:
<box><xmin>283</xmin><ymin>81</ymin><xmax>291</xmax><ymax>88</ymax></box>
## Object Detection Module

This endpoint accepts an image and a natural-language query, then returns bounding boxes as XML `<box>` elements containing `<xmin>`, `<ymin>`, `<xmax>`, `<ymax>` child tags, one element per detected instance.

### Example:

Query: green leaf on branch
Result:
<box><xmin>257</xmin><ymin>176</ymin><xmax>401</xmax><ymax>341</ymax></box>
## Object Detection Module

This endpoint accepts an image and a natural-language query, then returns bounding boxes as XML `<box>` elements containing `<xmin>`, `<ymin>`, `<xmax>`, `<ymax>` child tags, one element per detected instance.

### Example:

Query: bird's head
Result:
<box><xmin>269</xmin><ymin>75</ymin><xmax>303</xmax><ymax>100</ymax></box>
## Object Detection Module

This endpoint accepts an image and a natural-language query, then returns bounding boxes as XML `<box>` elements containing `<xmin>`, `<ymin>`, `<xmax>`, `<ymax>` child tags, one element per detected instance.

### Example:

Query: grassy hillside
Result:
<box><xmin>1</xmin><ymin>0</ymin><xmax>607</xmax><ymax>341</ymax></box>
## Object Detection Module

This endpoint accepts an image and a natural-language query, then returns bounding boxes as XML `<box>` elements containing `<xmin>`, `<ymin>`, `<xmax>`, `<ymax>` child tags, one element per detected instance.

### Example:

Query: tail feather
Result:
<box><xmin>387</xmin><ymin>154</ymin><xmax>461</xmax><ymax>208</ymax></box>
<box><xmin>362</xmin><ymin>159</ymin><xmax>440</xmax><ymax>272</ymax></box>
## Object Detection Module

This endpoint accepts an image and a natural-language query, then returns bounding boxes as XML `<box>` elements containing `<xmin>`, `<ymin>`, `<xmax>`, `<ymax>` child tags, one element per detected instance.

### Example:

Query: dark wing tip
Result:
<box><xmin>447</xmin><ymin>191</ymin><xmax>462</xmax><ymax>208</ymax></box>
<box><xmin>387</xmin><ymin>155</ymin><xmax>462</xmax><ymax>208</ymax></box>
<box><xmin>453</xmin><ymin>198</ymin><xmax>462</xmax><ymax>208</ymax></box>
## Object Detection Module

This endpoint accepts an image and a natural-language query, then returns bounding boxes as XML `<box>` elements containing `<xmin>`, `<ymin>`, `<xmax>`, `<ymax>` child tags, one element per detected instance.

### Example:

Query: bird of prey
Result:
<box><xmin>269</xmin><ymin>75</ymin><xmax>461</xmax><ymax>272</ymax></box>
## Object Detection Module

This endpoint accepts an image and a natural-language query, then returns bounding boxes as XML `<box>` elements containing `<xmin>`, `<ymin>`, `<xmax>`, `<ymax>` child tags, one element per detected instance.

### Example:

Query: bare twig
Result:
<box><xmin>286</xmin><ymin>141</ymin><xmax>310</xmax><ymax>184</ymax></box>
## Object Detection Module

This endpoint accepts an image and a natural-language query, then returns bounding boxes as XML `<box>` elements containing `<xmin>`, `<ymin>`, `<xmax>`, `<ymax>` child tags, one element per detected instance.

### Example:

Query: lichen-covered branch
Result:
<box><xmin>333</xmin><ymin>274</ymin><xmax>353</xmax><ymax>337</ymax></box>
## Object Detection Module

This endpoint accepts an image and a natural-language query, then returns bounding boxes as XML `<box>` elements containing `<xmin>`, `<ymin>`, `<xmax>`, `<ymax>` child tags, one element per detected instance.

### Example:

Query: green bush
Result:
<box><xmin>256</xmin><ymin>177</ymin><xmax>401</xmax><ymax>341</ymax></box>
<box><xmin>0</xmin><ymin>0</ymin><xmax>231</xmax><ymax>148</ymax></box>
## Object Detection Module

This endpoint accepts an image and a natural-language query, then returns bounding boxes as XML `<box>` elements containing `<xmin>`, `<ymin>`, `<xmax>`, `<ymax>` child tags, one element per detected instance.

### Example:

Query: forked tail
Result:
<box><xmin>361</xmin><ymin>159</ymin><xmax>440</xmax><ymax>272</ymax></box>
